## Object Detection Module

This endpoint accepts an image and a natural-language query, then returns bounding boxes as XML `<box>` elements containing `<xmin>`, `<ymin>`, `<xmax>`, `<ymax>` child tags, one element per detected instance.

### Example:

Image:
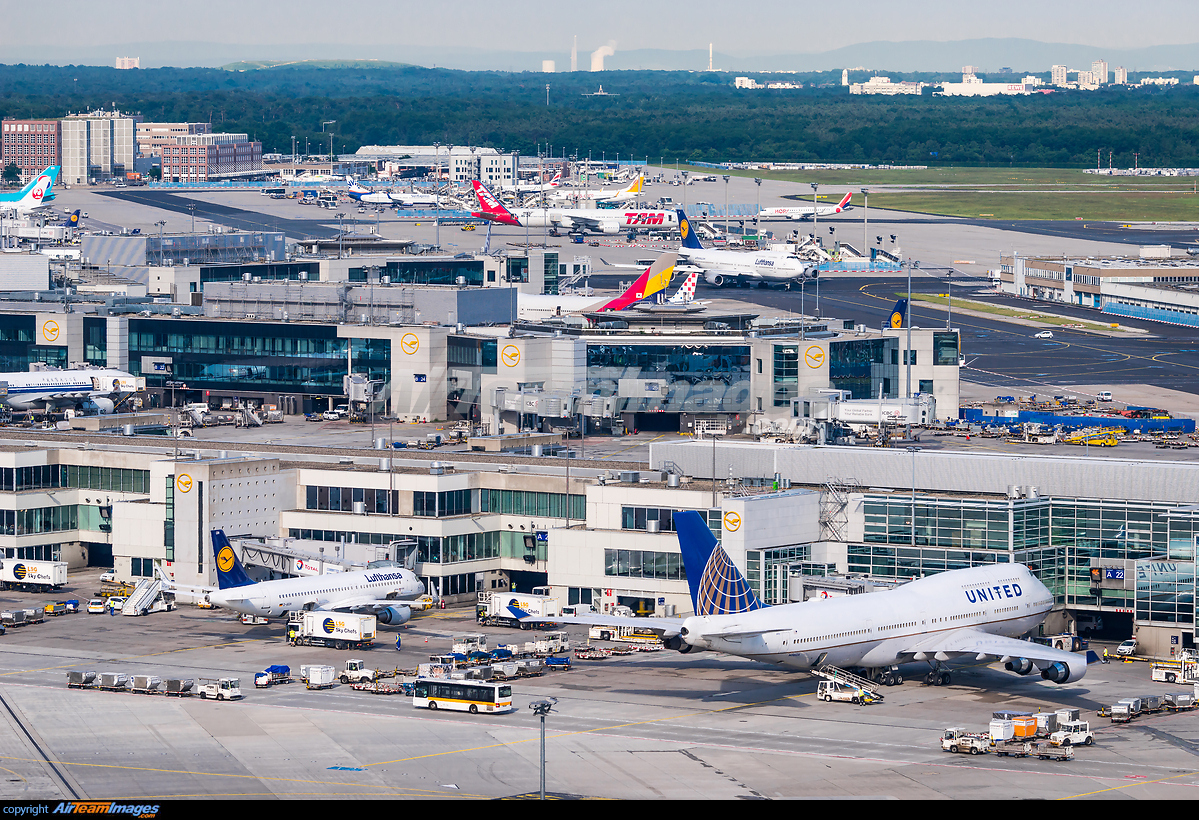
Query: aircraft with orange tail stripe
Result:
<box><xmin>516</xmin><ymin>253</ymin><xmax>677</xmax><ymax>320</ymax></box>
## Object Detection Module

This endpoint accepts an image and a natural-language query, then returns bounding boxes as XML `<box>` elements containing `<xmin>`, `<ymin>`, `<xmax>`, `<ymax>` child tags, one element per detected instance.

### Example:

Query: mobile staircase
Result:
<box><xmin>121</xmin><ymin>578</ymin><xmax>174</xmax><ymax>616</ymax></box>
<box><xmin>813</xmin><ymin>665</ymin><xmax>885</xmax><ymax>701</ymax></box>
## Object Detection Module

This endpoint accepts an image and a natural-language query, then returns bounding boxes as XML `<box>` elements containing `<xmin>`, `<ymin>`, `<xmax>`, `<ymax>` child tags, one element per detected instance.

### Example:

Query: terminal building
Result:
<box><xmin>997</xmin><ymin>251</ymin><xmax>1199</xmax><ymax>327</ymax></box>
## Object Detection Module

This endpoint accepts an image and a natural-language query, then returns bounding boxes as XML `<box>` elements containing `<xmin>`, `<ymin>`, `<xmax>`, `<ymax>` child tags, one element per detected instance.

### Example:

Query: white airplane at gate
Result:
<box><xmin>471</xmin><ymin>181</ymin><xmax>677</xmax><ymax>235</ymax></box>
<box><xmin>524</xmin><ymin>511</ymin><xmax>1097</xmax><ymax>687</ymax></box>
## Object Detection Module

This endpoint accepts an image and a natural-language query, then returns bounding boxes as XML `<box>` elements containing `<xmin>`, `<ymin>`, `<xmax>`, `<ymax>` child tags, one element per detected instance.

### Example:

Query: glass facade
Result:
<box><xmin>129</xmin><ymin>318</ymin><xmax>349</xmax><ymax>395</ymax></box>
<box><xmin>828</xmin><ymin>338</ymin><xmax>897</xmax><ymax>399</ymax></box>
<box><xmin>772</xmin><ymin>345</ymin><xmax>799</xmax><ymax>407</ymax></box>
<box><xmin>382</xmin><ymin>259</ymin><xmax>485</xmax><ymax>287</ymax></box>
<box><xmin>200</xmin><ymin>262</ymin><xmax>318</xmax><ymax>285</ymax></box>
<box><xmin>446</xmin><ymin>336</ymin><xmax>497</xmax><ymax>421</ymax></box>
<box><xmin>933</xmin><ymin>332</ymin><xmax>960</xmax><ymax>366</ymax></box>
<box><xmin>414</xmin><ymin>489</ymin><xmax>475</xmax><ymax>517</ymax></box>
<box><xmin>1135</xmin><ymin>560</ymin><xmax>1195</xmax><ymax>626</ymax></box>
<box><xmin>604</xmin><ymin>548</ymin><xmax>687</xmax><ymax>580</ymax></box>
<box><xmin>586</xmin><ymin>343</ymin><xmax>751</xmax><ymax>415</ymax></box>
<box><xmin>306</xmin><ymin>485</ymin><xmax>399</xmax><ymax>515</ymax></box>
<box><xmin>480</xmin><ymin>489</ymin><xmax>585</xmax><ymax>520</ymax></box>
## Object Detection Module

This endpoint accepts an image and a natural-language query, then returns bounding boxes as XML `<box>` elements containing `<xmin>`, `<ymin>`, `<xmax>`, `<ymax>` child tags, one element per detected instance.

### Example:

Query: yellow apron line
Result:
<box><xmin>1061</xmin><ymin>769</ymin><xmax>1199</xmax><ymax>799</ymax></box>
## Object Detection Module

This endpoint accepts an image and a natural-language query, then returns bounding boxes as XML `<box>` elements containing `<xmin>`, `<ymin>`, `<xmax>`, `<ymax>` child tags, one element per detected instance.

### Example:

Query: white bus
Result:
<box><xmin>412</xmin><ymin>679</ymin><xmax>513</xmax><ymax>714</ymax></box>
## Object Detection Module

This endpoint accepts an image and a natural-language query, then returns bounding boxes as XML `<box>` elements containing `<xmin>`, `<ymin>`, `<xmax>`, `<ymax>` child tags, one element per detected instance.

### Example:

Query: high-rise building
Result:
<box><xmin>61</xmin><ymin>110</ymin><xmax>137</xmax><ymax>185</ymax></box>
<box><xmin>1</xmin><ymin>120</ymin><xmax>62</xmax><ymax>183</ymax></box>
<box><xmin>1092</xmin><ymin>60</ymin><xmax>1109</xmax><ymax>84</ymax></box>
<box><xmin>1115</xmin><ymin>66</ymin><xmax>1128</xmax><ymax>85</ymax></box>
<box><xmin>1051</xmin><ymin>65</ymin><xmax>1069</xmax><ymax>86</ymax></box>
<box><xmin>115</xmin><ymin>57</ymin><xmax>139</xmax><ymax>70</ymax></box>
<box><xmin>842</xmin><ymin>69</ymin><xmax>849</xmax><ymax>86</ymax></box>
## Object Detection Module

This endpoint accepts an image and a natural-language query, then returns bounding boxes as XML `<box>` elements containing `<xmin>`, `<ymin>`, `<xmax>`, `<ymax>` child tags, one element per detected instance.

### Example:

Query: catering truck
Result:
<box><xmin>286</xmin><ymin>612</ymin><xmax>376</xmax><ymax>650</ymax></box>
<box><xmin>0</xmin><ymin>560</ymin><xmax>67</xmax><ymax>592</ymax></box>
<box><xmin>476</xmin><ymin>588</ymin><xmax>562</xmax><ymax>629</ymax></box>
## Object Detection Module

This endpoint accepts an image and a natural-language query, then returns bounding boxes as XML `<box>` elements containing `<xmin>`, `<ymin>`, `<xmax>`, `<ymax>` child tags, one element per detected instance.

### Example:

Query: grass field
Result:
<box><xmin>905</xmin><ymin>293</ymin><xmax>1134</xmax><ymax>333</ymax></box>
<box><xmin>676</xmin><ymin>164</ymin><xmax>1199</xmax><ymax>220</ymax></box>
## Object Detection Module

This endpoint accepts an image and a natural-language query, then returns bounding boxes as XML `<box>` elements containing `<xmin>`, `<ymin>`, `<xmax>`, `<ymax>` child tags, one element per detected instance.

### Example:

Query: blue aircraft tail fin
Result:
<box><xmin>888</xmin><ymin>298</ymin><xmax>908</xmax><ymax>329</ymax></box>
<box><xmin>212</xmin><ymin>529</ymin><xmax>255</xmax><ymax>589</ymax></box>
<box><xmin>68</xmin><ymin>210</ymin><xmax>80</xmax><ymax>227</ymax></box>
<box><xmin>675</xmin><ymin>209</ymin><xmax>704</xmax><ymax>250</ymax></box>
<box><xmin>675</xmin><ymin>511</ymin><xmax>764</xmax><ymax>615</ymax></box>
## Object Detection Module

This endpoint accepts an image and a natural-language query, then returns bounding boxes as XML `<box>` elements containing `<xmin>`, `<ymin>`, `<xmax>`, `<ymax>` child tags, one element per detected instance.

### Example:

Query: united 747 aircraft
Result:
<box><xmin>162</xmin><ymin>531</ymin><xmax>431</xmax><ymax>626</ymax></box>
<box><xmin>758</xmin><ymin>192</ymin><xmax>852</xmax><ymax>221</ymax></box>
<box><xmin>525</xmin><ymin>511</ymin><xmax>1097</xmax><ymax>687</ymax></box>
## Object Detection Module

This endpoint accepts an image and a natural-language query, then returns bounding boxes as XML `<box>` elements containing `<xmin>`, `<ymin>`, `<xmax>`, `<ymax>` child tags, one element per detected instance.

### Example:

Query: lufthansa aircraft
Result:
<box><xmin>532</xmin><ymin>511</ymin><xmax>1096</xmax><ymax>687</ymax></box>
<box><xmin>167</xmin><ymin>531</ymin><xmax>431</xmax><ymax>627</ymax></box>
<box><xmin>674</xmin><ymin>210</ymin><xmax>812</xmax><ymax>288</ymax></box>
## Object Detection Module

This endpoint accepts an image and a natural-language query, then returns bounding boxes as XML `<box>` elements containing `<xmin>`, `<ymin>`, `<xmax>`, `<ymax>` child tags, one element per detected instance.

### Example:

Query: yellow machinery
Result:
<box><xmin>1063</xmin><ymin>428</ymin><xmax>1121</xmax><ymax>447</ymax></box>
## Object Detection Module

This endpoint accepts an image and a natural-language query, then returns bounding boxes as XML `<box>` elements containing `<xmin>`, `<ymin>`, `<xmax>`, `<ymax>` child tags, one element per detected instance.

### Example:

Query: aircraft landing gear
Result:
<box><xmin>922</xmin><ymin>663</ymin><xmax>952</xmax><ymax>687</ymax></box>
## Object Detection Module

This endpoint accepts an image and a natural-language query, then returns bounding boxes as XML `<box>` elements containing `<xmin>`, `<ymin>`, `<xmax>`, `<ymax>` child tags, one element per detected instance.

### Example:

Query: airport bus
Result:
<box><xmin>261</xmin><ymin>187</ymin><xmax>286</xmax><ymax>198</ymax></box>
<box><xmin>412</xmin><ymin>679</ymin><xmax>513</xmax><ymax>714</ymax></box>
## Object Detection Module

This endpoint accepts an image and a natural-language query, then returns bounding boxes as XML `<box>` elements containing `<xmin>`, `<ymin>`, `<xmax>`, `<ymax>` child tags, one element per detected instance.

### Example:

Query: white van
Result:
<box><xmin>1097</xmin><ymin>391</ymin><xmax>1113</xmax><ymax>402</ymax></box>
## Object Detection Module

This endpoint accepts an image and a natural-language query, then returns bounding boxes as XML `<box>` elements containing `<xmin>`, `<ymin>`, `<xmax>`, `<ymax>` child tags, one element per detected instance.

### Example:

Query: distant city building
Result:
<box><xmin>136</xmin><ymin>122</ymin><xmax>211</xmax><ymax>157</ymax></box>
<box><xmin>1076</xmin><ymin>70</ymin><xmax>1098</xmax><ymax>90</ymax></box>
<box><xmin>61</xmin><ymin>110</ymin><xmax>137</xmax><ymax>185</ymax></box>
<box><xmin>962</xmin><ymin>65</ymin><xmax>980</xmax><ymax>75</ymax></box>
<box><xmin>1115</xmin><ymin>66</ymin><xmax>1128</xmax><ymax>85</ymax></box>
<box><xmin>114</xmin><ymin>57</ymin><xmax>139</xmax><ymax>70</ymax></box>
<box><xmin>1092</xmin><ymin>59</ymin><xmax>1109</xmax><ymax>84</ymax></box>
<box><xmin>161</xmin><ymin>133</ymin><xmax>262</xmax><ymax>182</ymax></box>
<box><xmin>449</xmin><ymin>148</ymin><xmax>515</xmax><ymax>187</ymax></box>
<box><xmin>734</xmin><ymin>77</ymin><xmax>761</xmax><ymax>89</ymax></box>
<box><xmin>1051</xmin><ymin>65</ymin><xmax>1069</xmax><ymax>86</ymax></box>
<box><xmin>541</xmin><ymin>60</ymin><xmax>555</xmax><ymax>73</ymax></box>
<box><xmin>1141</xmin><ymin>76</ymin><xmax>1180</xmax><ymax>86</ymax></box>
<box><xmin>1</xmin><ymin>120</ymin><xmax>62</xmax><ymax>183</ymax></box>
<box><xmin>937</xmin><ymin>73</ymin><xmax>1032</xmax><ymax>97</ymax></box>
<box><xmin>850</xmin><ymin>76</ymin><xmax>925</xmax><ymax>96</ymax></box>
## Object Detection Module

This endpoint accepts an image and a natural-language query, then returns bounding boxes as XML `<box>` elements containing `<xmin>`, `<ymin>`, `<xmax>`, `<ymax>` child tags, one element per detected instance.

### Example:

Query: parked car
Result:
<box><xmin>1116</xmin><ymin>639</ymin><xmax>1137</xmax><ymax>656</ymax></box>
<box><xmin>1034</xmin><ymin>331</ymin><xmax>1054</xmax><ymax>339</ymax></box>
<box><xmin>100</xmin><ymin>570</ymin><xmax>115</xmax><ymax>583</ymax></box>
<box><xmin>321</xmin><ymin>410</ymin><xmax>341</xmax><ymax>421</ymax></box>
<box><xmin>106</xmin><ymin>596</ymin><xmax>127</xmax><ymax>613</ymax></box>
<box><xmin>86</xmin><ymin>598</ymin><xmax>106</xmax><ymax>614</ymax></box>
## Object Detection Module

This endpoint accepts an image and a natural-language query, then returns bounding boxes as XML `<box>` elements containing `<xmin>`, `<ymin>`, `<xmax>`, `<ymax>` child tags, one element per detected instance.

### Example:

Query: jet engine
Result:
<box><xmin>1040</xmin><ymin>661</ymin><xmax>1085</xmax><ymax>684</ymax></box>
<box><xmin>374</xmin><ymin>605</ymin><xmax>412</xmax><ymax>626</ymax></box>
<box><xmin>704</xmin><ymin>272</ymin><xmax>726</xmax><ymax>287</ymax></box>
<box><xmin>82</xmin><ymin>397</ymin><xmax>115</xmax><ymax>415</ymax></box>
<box><xmin>1004</xmin><ymin>657</ymin><xmax>1035</xmax><ymax>676</ymax></box>
<box><xmin>599</xmin><ymin>223</ymin><xmax>620</xmax><ymax>235</ymax></box>
<box><xmin>663</xmin><ymin>635</ymin><xmax>705</xmax><ymax>654</ymax></box>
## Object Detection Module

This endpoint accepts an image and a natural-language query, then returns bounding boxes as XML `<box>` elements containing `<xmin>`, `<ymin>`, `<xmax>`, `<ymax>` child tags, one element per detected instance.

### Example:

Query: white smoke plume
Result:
<box><xmin>591</xmin><ymin>41</ymin><xmax>616</xmax><ymax>71</ymax></box>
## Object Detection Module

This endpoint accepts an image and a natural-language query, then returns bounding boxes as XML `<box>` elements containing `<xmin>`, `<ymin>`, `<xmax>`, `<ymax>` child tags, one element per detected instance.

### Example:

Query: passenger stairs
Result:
<box><xmin>813</xmin><ymin>665</ymin><xmax>885</xmax><ymax>700</ymax></box>
<box><xmin>121</xmin><ymin>578</ymin><xmax>172</xmax><ymax>616</ymax></box>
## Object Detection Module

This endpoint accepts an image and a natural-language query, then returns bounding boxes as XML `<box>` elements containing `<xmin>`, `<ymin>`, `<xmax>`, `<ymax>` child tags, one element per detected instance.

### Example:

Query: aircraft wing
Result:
<box><xmin>516</xmin><ymin>611</ymin><xmax>687</xmax><ymax>638</ymax></box>
<box><xmin>895</xmin><ymin>628</ymin><xmax>1095</xmax><ymax>669</ymax></box>
<box><xmin>599</xmin><ymin>257</ymin><xmax>646</xmax><ymax>270</ymax></box>
<box><xmin>322</xmin><ymin>595</ymin><xmax>431</xmax><ymax>613</ymax></box>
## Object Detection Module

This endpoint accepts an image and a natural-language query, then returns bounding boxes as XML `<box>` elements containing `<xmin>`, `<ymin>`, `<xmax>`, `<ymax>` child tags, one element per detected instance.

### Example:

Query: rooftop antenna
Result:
<box><xmin>708</xmin><ymin>43</ymin><xmax>713</xmax><ymax>72</ymax></box>
<box><xmin>571</xmin><ymin>36</ymin><xmax>578</xmax><ymax>72</ymax></box>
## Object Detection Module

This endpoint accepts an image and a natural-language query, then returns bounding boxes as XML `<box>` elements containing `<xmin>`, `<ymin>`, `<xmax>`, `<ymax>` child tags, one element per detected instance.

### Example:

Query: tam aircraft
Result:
<box><xmin>675</xmin><ymin>209</ymin><xmax>812</xmax><ymax>288</ymax></box>
<box><xmin>471</xmin><ymin>180</ymin><xmax>677</xmax><ymax>236</ymax></box>
<box><xmin>526</xmin><ymin>511</ymin><xmax>1097</xmax><ymax>687</ymax></box>
<box><xmin>0</xmin><ymin>166</ymin><xmax>59</xmax><ymax>215</ymax></box>
<box><xmin>518</xmin><ymin>253</ymin><xmax>677</xmax><ymax>320</ymax></box>
<box><xmin>0</xmin><ymin>367</ymin><xmax>143</xmax><ymax>415</ymax></box>
<box><xmin>165</xmin><ymin>530</ymin><xmax>431</xmax><ymax>627</ymax></box>
<box><xmin>758</xmin><ymin>192</ymin><xmax>852</xmax><ymax>221</ymax></box>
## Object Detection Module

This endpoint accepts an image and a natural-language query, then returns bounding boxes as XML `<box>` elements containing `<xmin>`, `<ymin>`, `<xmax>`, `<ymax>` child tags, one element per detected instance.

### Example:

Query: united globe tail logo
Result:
<box><xmin>216</xmin><ymin>547</ymin><xmax>236</xmax><ymax>573</ymax></box>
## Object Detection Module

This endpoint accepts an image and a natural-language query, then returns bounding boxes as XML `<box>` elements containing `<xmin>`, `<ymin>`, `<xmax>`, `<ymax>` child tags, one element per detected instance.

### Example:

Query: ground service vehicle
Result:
<box><xmin>198</xmin><ymin>678</ymin><xmax>242</xmax><ymax>700</ymax></box>
<box><xmin>477</xmin><ymin>590</ymin><xmax>562</xmax><ymax>629</ymax></box>
<box><xmin>818</xmin><ymin>679</ymin><xmax>877</xmax><ymax>704</ymax></box>
<box><xmin>0</xmin><ymin>560</ymin><xmax>67</xmax><ymax>591</ymax></box>
<box><xmin>86</xmin><ymin>598</ymin><xmax>105</xmax><ymax>614</ymax></box>
<box><xmin>1050</xmin><ymin>721</ymin><xmax>1094</xmax><ymax>746</ymax></box>
<box><xmin>413</xmin><ymin>679</ymin><xmax>513</xmax><ymax>714</ymax></box>
<box><xmin>1116</xmin><ymin>639</ymin><xmax>1137</xmax><ymax>657</ymax></box>
<box><xmin>339</xmin><ymin>659</ymin><xmax>377</xmax><ymax>684</ymax></box>
<box><xmin>941</xmin><ymin>728</ymin><xmax>990</xmax><ymax>755</ymax></box>
<box><xmin>1034</xmin><ymin>742</ymin><xmax>1074</xmax><ymax>761</ymax></box>
<box><xmin>1152</xmin><ymin>662</ymin><xmax>1184</xmax><ymax>683</ymax></box>
<box><xmin>287</xmin><ymin>611</ymin><xmax>376</xmax><ymax>649</ymax></box>
<box><xmin>254</xmin><ymin>665</ymin><xmax>293</xmax><ymax>688</ymax></box>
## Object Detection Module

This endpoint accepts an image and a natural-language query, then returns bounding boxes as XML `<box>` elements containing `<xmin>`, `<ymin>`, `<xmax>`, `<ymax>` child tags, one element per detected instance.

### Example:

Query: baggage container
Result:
<box><xmin>301</xmin><ymin>665</ymin><xmax>336</xmax><ymax>690</ymax></box>
<box><xmin>989</xmin><ymin>719</ymin><xmax>1015</xmax><ymax>743</ymax></box>
<box><xmin>165</xmin><ymin>679</ymin><xmax>194</xmax><ymax>696</ymax></box>
<box><xmin>1013</xmin><ymin>715</ymin><xmax>1038</xmax><ymax>738</ymax></box>
<box><xmin>1034</xmin><ymin>712</ymin><xmax>1059</xmax><ymax>736</ymax></box>
<box><xmin>67</xmin><ymin>670</ymin><xmax>97</xmax><ymax>688</ymax></box>
<box><xmin>99</xmin><ymin>673</ymin><xmax>128</xmax><ymax>691</ymax></box>
<box><xmin>131</xmin><ymin>675</ymin><xmax>163</xmax><ymax>693</ymax></box>
<box><xmin>1055</xmin><ymin>708</ymin><xmax>1080</xmax><ymax>724</ymax></box>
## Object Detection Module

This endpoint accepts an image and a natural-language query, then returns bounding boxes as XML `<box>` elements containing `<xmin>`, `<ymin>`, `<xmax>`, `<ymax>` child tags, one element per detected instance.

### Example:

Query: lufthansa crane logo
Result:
<box><xmin>890</xmin><ymin>310</ymin><xmax>904</xmax><ymax>329</ymax></box>
<box><xmin>680</xmin><ymin>220</ymin><xmax>690</xmax><ymax>240</ymax></box>
<box><xmin>42</xmin><ymin>320</ymin><xmax>60</xmax><ymax>341</ymax></box>
<box><xmin>804</xmin><ymin>346</ymin><xmax>825</xmax><ymax>368</ymax></box>
<box><xmin>400</xmin><ymin>333</ymin><xmax>420</xmax><ymax>355</ymax></box>
<box><xmin>176</xmin><ymin>473</ymin><xmax>193</xmax><ymax>494</ymax></box>
<box><xmin>216</xmin><ymin>547</ymin><xmax>236</xmax><ymax>573</ymax></box>
<box><xmin>723</xmin><ymin>511</ymin><xmax>742</xmax><ymax>532</ymax></box>
<box><xmin>501</xmin><ymin>345</ymin><xmax>521</xmax><ymax>367</ymax></box>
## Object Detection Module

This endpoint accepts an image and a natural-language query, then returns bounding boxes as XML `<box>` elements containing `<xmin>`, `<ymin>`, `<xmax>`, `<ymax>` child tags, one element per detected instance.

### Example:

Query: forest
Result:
<box><xmin>2</xmin><ymin>63</ymin><xmax>1198</xmax><ymax>167</ymax></box>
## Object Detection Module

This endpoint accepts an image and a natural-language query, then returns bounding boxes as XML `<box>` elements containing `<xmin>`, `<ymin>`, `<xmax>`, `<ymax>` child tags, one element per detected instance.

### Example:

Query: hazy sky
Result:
<box><xmin>6</xmin><ymin>0</ymin><xmax>1199</xmax><ymax>56</ymax></box>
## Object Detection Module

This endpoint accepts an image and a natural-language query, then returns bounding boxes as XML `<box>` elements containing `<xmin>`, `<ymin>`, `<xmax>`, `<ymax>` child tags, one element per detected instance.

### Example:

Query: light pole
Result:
<box><xmin>155</xmin><ymin>220</ymin><xmax>166</xmax><ymax>264</ymax></box>
<box><xmin>722</xmin><ymin>174</ymin><xmax>730</xmax><ymax>240</ymax></box>
<box><xmin>321</xmin><ymin>121</ymin><xmax>336</xmax><ymax>162</ymax></box>
<box><xmin>186</xmin><ymin>203</ymin><xmax>196</xmax><ymax>234</ymax></box>
<box><xmin>336</xmin><ymin>212</ymin><xmax>346</xmax><ymax>259</ymax></box>
<box><xmin>681</xmin><ymin>170</ymin><xmax>689</xmax><ymax>210</ymax></box>
<box><xmin>810</xmin><ymin>182</ymin><xmax>819</xmax><ymax>246</ymax></box>
<box><xmin>753</xmin><ymin>178</ymin><xmax>762</xmax><ymax>235</ymax></box>
<box><xmin>530</xmin><ymin>698</ymin><xmax>557</xmax><ymax>800</ymax></box>
<box><xmin>906</xmin><ymin>260</ymin><xmax>918</xmax><ymax>398</ymax></box>
<box><xmin>906</xmin><ymin>446</ymin><xmax>921</xmax><ymax>547</ymax></box>
<box><xmin>861</xmin><ymin>188</ymin><xmax>870</xmax><ymax>260</ymax></box>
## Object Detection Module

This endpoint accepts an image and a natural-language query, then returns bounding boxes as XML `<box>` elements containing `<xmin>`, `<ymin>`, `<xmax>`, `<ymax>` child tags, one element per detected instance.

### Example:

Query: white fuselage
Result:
<box><xmin>678</xmin><ymin>246</ymin><xmax>811</xmax><ymax>284</ymax></box>
<box><xmin>758</xmin><ymin>204</ymin><xmax>845</xmax><ymax>221</ymax></box>
<box><xmin>207</xmin><ymin>566</ymin><xmax>424</xmax><ymax>618</ymax></box>
<box><xmin>682</xmin><ymin>563</ymin><xmax>1053</xmax><ymax>670</ymax></box>
<box><xmin>0</xmin><ymin>369</ymin><xmax>140</xmax><ymax>412</ymax></box>
<box><xmin>509</xmin><ymin>208</ymin><xmax>677</xmax><ymax>235</ymax></box>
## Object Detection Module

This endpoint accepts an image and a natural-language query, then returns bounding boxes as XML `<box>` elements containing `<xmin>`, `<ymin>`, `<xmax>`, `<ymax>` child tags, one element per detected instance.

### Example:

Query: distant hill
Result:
<box><xmin>220</xmin><ymin>59</ymin><xmax>412</xmax><ymax>71</ymax></box>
